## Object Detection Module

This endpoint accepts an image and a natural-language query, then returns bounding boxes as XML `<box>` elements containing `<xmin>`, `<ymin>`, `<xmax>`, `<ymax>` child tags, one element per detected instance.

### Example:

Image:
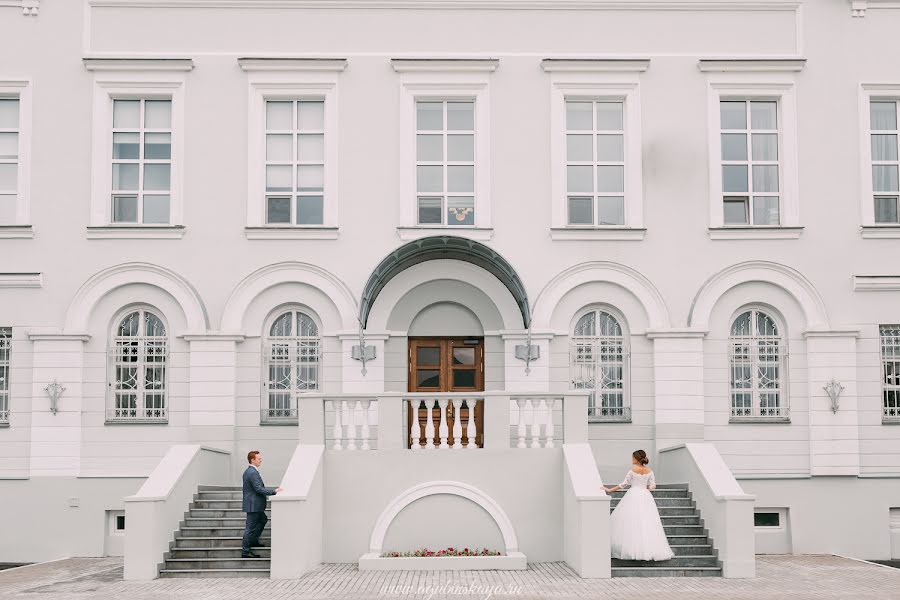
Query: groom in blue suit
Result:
<box><xmin>242</xmin><ymin>450</ymin><xmax>282</xmax><ymax>558</ymax></box>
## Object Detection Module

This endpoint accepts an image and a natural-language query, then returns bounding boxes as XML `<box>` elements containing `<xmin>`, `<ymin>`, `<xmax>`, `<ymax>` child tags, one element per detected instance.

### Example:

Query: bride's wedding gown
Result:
<box><xmin>609</xmin><ymin>470</ymin><xmax>675</xmax><ymax>561</ymax></box>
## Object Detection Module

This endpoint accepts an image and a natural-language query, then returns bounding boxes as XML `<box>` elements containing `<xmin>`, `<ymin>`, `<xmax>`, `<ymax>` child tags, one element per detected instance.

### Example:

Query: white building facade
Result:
<box><xmin>1</xmin><ymin>0</ymin><xmax>900</xmax><ymax>574</ymax></box>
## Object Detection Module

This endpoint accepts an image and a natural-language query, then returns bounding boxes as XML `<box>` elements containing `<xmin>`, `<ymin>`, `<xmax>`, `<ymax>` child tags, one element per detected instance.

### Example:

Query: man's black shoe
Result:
<box><xmin>254</xmin><ymin>541</ymin><xmax>269</xmax><ymax>548</ymax></box>
<box><xmin>241</xmin><ymin>552</ymin><xmax>260</xmax><ymax>559</ymax></box>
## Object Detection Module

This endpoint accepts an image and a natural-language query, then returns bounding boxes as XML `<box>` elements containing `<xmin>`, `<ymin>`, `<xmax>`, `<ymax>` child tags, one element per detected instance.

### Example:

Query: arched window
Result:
<box><xmin>729</xmin><ymin>308</ymin><xmax>787</xmax><ymax>420</ymax></box>
<box><xmin>109</xmin><ymin>309</ymin><xmax>168</xmax><ymax>422</ymax></box>
<box><xmin>571</xmin><ymin>309</ymin><xmax>629</xmax><ymax>421</ymax></box>
<box><xmin>263</xmin><ymin>310</ymin><xmax>320</xmax><ymax>423</ymax></box>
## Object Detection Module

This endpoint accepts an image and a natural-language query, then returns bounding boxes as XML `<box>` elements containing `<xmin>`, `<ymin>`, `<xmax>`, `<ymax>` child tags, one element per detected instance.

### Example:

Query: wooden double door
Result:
<box><xmin>407</xmin><ymin>337</ymin><xmax>484</xmax><ymax>448</ymax></box>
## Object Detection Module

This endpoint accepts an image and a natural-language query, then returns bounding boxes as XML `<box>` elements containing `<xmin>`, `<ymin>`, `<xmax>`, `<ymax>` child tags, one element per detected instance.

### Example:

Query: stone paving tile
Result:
<box><xmin>0</xmin><ymin>556</ymin><xmax>898</xmax><ymax>600</ymax></box>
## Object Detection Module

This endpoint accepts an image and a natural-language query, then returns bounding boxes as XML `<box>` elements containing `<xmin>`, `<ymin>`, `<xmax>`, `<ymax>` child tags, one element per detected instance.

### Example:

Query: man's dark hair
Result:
<box><xmin>247</xmin><ymin>450</ymin><xmax>260</xmax><ymax>464</ymax></box>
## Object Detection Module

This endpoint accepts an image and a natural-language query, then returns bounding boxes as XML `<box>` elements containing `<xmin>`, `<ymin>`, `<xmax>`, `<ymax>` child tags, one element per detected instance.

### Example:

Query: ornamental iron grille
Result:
<box><xmin>263</xmin><ymin>310</ymin><xmax>320</xmax><ymax>423</ymax></box>
<box><xmin>108</xmin><ymin>310</ymin><xmax>168</xmax><ymax>422</ymax></box>
<box><xmin>880</xmin><ymin>325</ymin><xmax>900</xmax><ymax>421</ymax></box>
<box><xmin>729</xmin><ymin>309</ymin><xmax>787</xmax><ymax>420</ymax></box>
<box><xmin>0</xmin><ymin>327</ymin><xmax>10</xmax><ymax>425</ymax></box>
<box><xmin>571</xmin><ymin>310</ymin><xmax>629</xmax><ymax>421</ymax></box>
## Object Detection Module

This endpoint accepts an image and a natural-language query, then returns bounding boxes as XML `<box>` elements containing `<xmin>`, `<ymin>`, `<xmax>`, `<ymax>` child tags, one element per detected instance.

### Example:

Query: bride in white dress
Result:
<box><xmin>603</xmin><ymin>450</ymin><xmax>675</xmax><ymax>561</ymax></box>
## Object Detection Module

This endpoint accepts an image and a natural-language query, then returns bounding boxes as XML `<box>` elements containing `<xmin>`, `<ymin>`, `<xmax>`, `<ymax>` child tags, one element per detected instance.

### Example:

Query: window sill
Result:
<box><xmin>861</xmin><ymin>225</ymin><xmax>900</xmax><ymax>239</ymax></box>
<box><xmin>588</xmin><ymin>417</ymin><xmax>632</xmax><ymax>424</ymax></box>
<box><xmin>709</xmin><ymin>227</ymin><xmax>803</xmax><ymax>240</ymax></box>
<box><xmin>0</xmin><ymin>225</ymin><xmax>34</xmax><ymax>239</ymax></box>
<box><xmin>550</xmin><ymin>227</ymin><xmax>646</xmax><ymax>241</ymax></box>
<box><xmin>245</xmin><ymin>226</ymin><xmax>339</xmax><ymax>240</ymax></box>
<box><xmin>729</xmin><ymin>417</ymin><xmax>791</xmax><ymax>424</ymax></box>
<box><xmin>0</xmin><ymin>273</ymin><xmax>42</xmax><ymax>288</ymax></box>
<box><xmin>882</xmin><ymin>417</ymin><xmax>900</xmax><ymax>425</ymax></box>
<box><xmin>87</xmin><ymin>226</ymin><xmax>185</xmax><ymax>240</ymax></box>
<box><xmin>260</xmin><ymin>419</ymin><xmax>299</xmax><ymax>426</ymax></box>
<box><xmin>396</xmin><ymin>226</ymin><xmax>493</xmax><ymax>241</ymax></box>
<box><xmin>105</xmin><ymin>418</ymin><xmax>169</xmax><ymax>425</ymax></box>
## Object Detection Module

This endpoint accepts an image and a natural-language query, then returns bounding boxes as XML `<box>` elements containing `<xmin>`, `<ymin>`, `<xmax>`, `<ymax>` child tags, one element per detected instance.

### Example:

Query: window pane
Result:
<box><xmin>872</xmin><ymin>134</ymin><xmax>898</xmax><ymax>161</ymax></box>
<box><xmin>447</xmin><ymin>165</ymin><xmax>474</xmax><ymax>192</ymax></box>
<box><xmin>144</xmin><ymin>133</ymin><xmax>171</xmax><ymax>160</ymax></box>
<box><xmin>447</xmin><ymin>196</ymin><xmax>474</xmax><ymax>226</ymax></box>
<box><xmin>567</xmin><ymin>134</ymin><xmax>592</xmax><ymax>161</ymax></box>
<box><xmin>112</xmin><ymin>132</ymin><xmax>139</xmax><ymax>159</ymax></box>
<box><xmin>0</xmin><ymin>99</ymin><xmax>18</xmax><ymax>129</ymax></box>
<box><xmin>266</xmin><ymin>196</ymin><xmax>291</xmax><ymax>223</ymax></box>
<box><xmin>143</xmin><ymin>164</ymin><xmax>171</xmax><ymax>191</ymax></box>
<box><xmin>447</xmin><ymin>134</ymin><xmax>474</xmax><ymax>161</ymax></box>
<box><xmin>417</xmin><ymin>165</ymin><xmax>443</xmax><ymax>193</ymax></box>
<box><xmin>750</xmin><ymin>101</ymin><xmax>777</xmax><ymax>129</ymax></box>
<box><xmin>113</xmin><ymin>100</ymin><xmax>140</xmax><ymax>129</ymax></box>
<box><xmin>417</xmin><ymin>134</ymin><xmax>443</xmax><ymax>161</ymax></box>
<box><xmin>447</xmin><ymin>102</ymin><xmax>474</xmax><ymax>131</ymax></box>
<box><xmin>567</xmin><ymin>196</ymin><xmax>593</xmax><ymax>225</ymax></box>
<box><xmin>143</xmin><ymin>195</ymin><xmax>170</xmax><ymax>224</ymax></box>
<box><xmin>751</xmin><ymin>134</ymin><xmax>778</xmax><ymax>161</ymax></box>
<box><xmin>296</xmin><ymin>195</ymin><xmax>324</xmax><ymax>225</ymax></box>
<box><xmin>297</xmin><ymin>134</ymin><xmax>324</xmax><ymax>162</ymax></box>
<box><xmin>721</xmin><ymin>133</ymin><xmax>747</xmax><ymax>161</ymax></box>
<box><xmin>266</xmin><ymin>134</ymin><xmax>292</xmax><ymax>161</ymax></box>
<box><xmin>297</xmin><ymin>165</ymin><xmax>324</xmax><ymax>192</ymax></box>
<box><xmin>873</xmin><ymin>165</ymin><xmax>900</xmax><ymax>192</ymax></box>
<box><xmin>596</xmin><ymin>102</ymin><xmax>624</xmax><ymax>131</ymax></box>
<box><xmin>597</xmin><ymin>196</ymin><xmax>625</xmax><ymax>225</ymax></box>
<box><xmin>753</xmin><ymin>196</ymin><xmax>780</xmax><ymax>225</ymax></box>
<box><xmin>266</xmin><ymin>101</ymin><xmax>293</xmax><ymax>130</ymax></box>
<box><xmin>752</xmin><ymin>165</ymin><xmax>779</xmax><ymax>192</ymax></box>
<box><xmin>596</xmin><ymin>165</ymin><xmax>624</xmax><ymax>193</ymax></box>
<box><xmin>754</xmin><ymin>512</ymin><xmax>780</xmax><ymax>527</ymax></box>
<box><xmin>417</xmin><ymin>347</ymin><xmax>440</xmax><ymax>365</ymax></box>
<box><xmin>0</xmin><ymin>133</ymin><xmax>17</xmax><ymax>159</ymax></box>
<box><xmin>566</xmin><ymin>102</ymin><xmax>592</xmax><ymax>131</ymax></box>
<box><xmin>567</xmin><ymin>165</ymin><xmax>592</xmax><ymax>193</ymax></box>
<box><xmin>417</xmin><ymin>102</ymin><xmax>443</xmax><ymax>130</ymax></box>
<box><xmin>453</xmin><ymin>370</ymin><xmax>476</xmax><ymax>387</ymax></box>
<box><xmin>724</xmin><ymin>196</ymin><xmax>749</xmax><ymax>224</ymax></box>
<box><xmin>0</xmin><ymin>194</ymin><xmax>14</xmax><ymax>224</ymax></box>
<box><xmin>453</xmin><ymin>348</ymin><xmax>475</xmax><ymax>365</ymax></box>
<box><xmin>417</xmin><ymin>196</ymin><xmax>442</xmax><ymax>224</ymax></box>
<box><xmin>416</xmin><ymin>370</ymin><xmax>440</xmax><ymax>388</ymax></box>
<box><xmin>871</xmin><ymin>101</ymin><xmax>897</xmax><ymax>131</ymax></box>
<box><xmin>112</xmin><ymin>195</ymin><xmax>138</xmax><ymax>222</ymax></box>
<box><xmin>596</xmin><ymin>134</ymin><xmax>624</xmax><ymax>161</ymax></box>
<box><xmin>112</xmin><ymin>163</ymin><xmax>138</xmax><ymax>190</ymax></box>
<box><xmin>144</xmin><ymin>100</ymin><xmax>172</xmax><ymax>129</ymax></box>
<box><xmin>266</xmin><ymin>165</ymin><xmax>292</xmax><ymax>192</ymax></box>
<box><xmin>298</xmin><ymin>101</ymin><xmax>324</xmax><ymax>130</ymax></box>
<box><xmin>722</xmin><ymin>165</ymin><xmax>748</xmax><ymax>193</ymax></box>
<box><xmin>720</xmin><ymin>101</ymin><xmax>747</xmax><ymax>129</ymax></box>
<box><xmin>875</xmin><ymin>196</ymin><xmax>900</xmax><ymax>223</ymax></box>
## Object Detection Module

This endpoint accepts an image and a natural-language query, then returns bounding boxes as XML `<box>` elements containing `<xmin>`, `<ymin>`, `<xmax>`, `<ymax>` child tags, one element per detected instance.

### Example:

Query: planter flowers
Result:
<box><xmin>380</xmin><ymin>547</ymin><xmax>502</xmax><ymax>558</ymax></box>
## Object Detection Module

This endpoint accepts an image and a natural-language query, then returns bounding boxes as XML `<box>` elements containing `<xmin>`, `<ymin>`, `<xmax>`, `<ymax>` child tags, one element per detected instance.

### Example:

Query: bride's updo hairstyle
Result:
<box><xmin>632</xmin><ymin>449</ymin><xmax>649</xmax><ymax>466</ymax></box>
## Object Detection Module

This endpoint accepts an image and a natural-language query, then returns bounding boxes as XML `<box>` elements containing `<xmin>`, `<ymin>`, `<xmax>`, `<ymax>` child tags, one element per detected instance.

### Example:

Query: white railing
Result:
<box><xmin>106</xmin><ymin>407</ymin><xmax>168</xmax><ymax>423</ymax></box>
<box><xmin>0</xmin><ymin>408</ymin><xmax>8</xmax><ymax>425</ymax></box>
<box><xmin>408</xmin><ymin>396</ymin><xmax>482</xmax><ymax>450</ymax></box>
<box><xmin>326</xmin><ymin>397</ymin><xmax>378</xmax><ymax>450</ymax></box>
<box><xmin>512</xmin><ymin>395</ymin><xmax>560</xmax><ymax>449</ymax></box>
<box><xmin>261</xmin><ymin>407</ymin><xmax>299</xmax><ymax>424</ymax></box>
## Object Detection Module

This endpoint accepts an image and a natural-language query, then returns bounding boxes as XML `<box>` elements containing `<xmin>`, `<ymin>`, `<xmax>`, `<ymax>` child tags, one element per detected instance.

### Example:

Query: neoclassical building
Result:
<box><xmin>1</xmin><ymin>0</ymin><xmax>899</xmax><ymax>578</ymax></box>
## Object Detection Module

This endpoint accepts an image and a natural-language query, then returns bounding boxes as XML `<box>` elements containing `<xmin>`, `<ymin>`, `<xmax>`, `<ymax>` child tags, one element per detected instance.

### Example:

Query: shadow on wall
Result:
<box><xmin>381</xmin><ymin>494</ymin><xmax>504</xmax><ymax>554</ymax></box>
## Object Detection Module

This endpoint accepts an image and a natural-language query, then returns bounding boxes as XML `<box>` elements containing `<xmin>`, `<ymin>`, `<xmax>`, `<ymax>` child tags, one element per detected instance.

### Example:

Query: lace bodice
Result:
<box><xmin>619</xmin><ymin>470</ymin><xmax>657</xmax><ymax>490</ymax></box>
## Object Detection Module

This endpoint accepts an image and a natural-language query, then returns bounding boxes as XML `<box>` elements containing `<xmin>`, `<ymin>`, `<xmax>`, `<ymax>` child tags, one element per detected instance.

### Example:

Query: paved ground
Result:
<box><xmin>0</xmin><ymin>556</ymin><xmax>897</xmax><ymax>600</ymax></box>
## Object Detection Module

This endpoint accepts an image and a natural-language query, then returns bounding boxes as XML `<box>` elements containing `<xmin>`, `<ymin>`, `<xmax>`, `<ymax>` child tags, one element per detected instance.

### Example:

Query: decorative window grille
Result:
<box><xmin>263</xmin><ymin>310</ymin><xmax>320</xmax><ymax>424</ymax></box>
<box><xmin>571</xmin><ymin>310</ymin><xmax>629</xmax><ymax>421</ymax></box>
<box><xmin>0</xmin><ymin>97</ymin><xmax>19</xmax><ymax>224</ymax></box>
<box><xmin>881</xmin><ymin>325</ymin><xmax>900</xmax><ymax>422</ymax></box>
<box><xmin>0</xmin><ymin>327</ymin><xmax>10</xmax><ymax>425</ymax></box>
<box><xmin>729</xmin><ymin>309</ymin><xmax>788</xmax><ymax>420</ymax></box>
<box><xmin>870</xmin><ymin>101</ymin><xmax>900</xmax><ymax>224</ymax></box>
<box><xmin>108</xmin><ymin>310</ymin><xmax>168</xmax><ymax>422</ymax></box>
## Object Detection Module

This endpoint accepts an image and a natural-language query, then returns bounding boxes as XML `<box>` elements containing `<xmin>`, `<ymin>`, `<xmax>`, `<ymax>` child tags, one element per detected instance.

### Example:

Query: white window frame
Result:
<box><xmin>261</xmin><ymin>307</ymin><xmax>322</xmax><ymax>425</ymax></box>
<box><xmin>570</xmin><ymin>306</ymin><xmax>631</xmax><ymax>422</ymax></box>
<box><xmin>880</xmin><ymin>324</ymin><xmax>900</xmax><ymax>422</ymax></box>
<box><xmin>85</xmin><ymin>59</ymin><xmax>191</xmax><ymax>239</ymax></box>
<box><xmin>859</xmin><ymin>85</ymin><xmax>900</xmax><ymax>236</ymax></box>
<box><xmin>543</xmin><ymin>60</ymin><xmax>648</xmax><ymax>240</ymax></box>
<box><xmin>239</xmin><ymin>58</ymin><xmax>346</xmax><ymax>240</ymax></box>
<box><xmin>393</xmin><ymin>59</ymin><xmax>496</xmax><ymax>241</ymax></box>
<box><xmin>702</xmin><ymin>61</ymin><xmax>803</xmax><ymax>239</ymax></box>
<box><xmin>728</xmin><ymin>306</ymin><xmax>790</xmax><ymax>422</ymax></box>
<box><xmin>0</xmin><ymin>80</ymin><xmax>32</xmax><ymax>237</ymax></box>
<box><xmin>0</xmin><ymin>327</ymin><xmax>10</xmax><ymax>426</ymax></box>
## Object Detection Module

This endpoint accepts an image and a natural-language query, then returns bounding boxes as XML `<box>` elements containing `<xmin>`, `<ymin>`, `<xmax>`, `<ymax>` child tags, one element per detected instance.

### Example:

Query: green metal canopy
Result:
<box><xmin>358</xmin><ymin>236</ymin><xmax>531</xmax><ymax>329</ymax></box>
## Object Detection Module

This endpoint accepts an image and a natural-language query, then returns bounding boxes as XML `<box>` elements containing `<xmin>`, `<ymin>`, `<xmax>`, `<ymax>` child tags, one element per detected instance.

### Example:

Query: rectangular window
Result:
<box><xmin>110</xmin><ymin>99</ymin><xmax>172</xmax><ymax>225</ymax></box>
<box><xmin>0</xmin><ymin>98</ymin><xmax>19</xmax><ymax>225</ymax></box>
<box><xmin>870</xmin><ymin>101</ymin><xmax>900</xmax><ymax>224</ymax></box>
<box><xmin>720</xmin><ymin>100</ymin><xmax>781</xmax><ymax>226</ymax></box>
<box><xmin>881</xmin><ymin>325</ymin><xmax>900</xmax><ymax>422</ymax></box>
<box><xmin>0</xmin><ymin>327</ymin><xmax>9</xmax><ymax>425</ymax></box>
<box><xmin>565</xmin><ymin>100</ymin><xmax>625</xmax><ymax>226</ymax></box>
<box><xmin>264</xmin><ymin>99</ymin><xmax>325</xmax><ymax>226</ymax></box>
<box><xmin>415</xmin><ymin>100</ymin><xmax>476</xmax><ymax>227</ymax></box>
<box><xmin>754</xmin><ymin>512</ymin><xmax>781</xmax><ymax>527</ymax></box>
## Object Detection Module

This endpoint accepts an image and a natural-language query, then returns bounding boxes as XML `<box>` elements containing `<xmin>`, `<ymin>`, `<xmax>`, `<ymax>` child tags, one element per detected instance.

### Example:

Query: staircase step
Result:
<box><xmin>660</xmin><ymin>535</ymin><xmax>709</xmax><ymax>546</ymax></box>
<box><xmin>172</xmin><ymin>537</ymin><xmax>270</xmax><ymax>549</ymax></box>
<box><xmin>168</xmin><ymin>548</ymin><xmax>272</xmax><ymax>559</ymax></box>
<box><xmin>159</xmin><ymin>569</ymin><xmax>270</xmax><ymax>579</ymax></box>
<box><xmin>610</xmin><ymin>498</ymin><xmax>695</xmax><ymax>508</ymax></box>
<box><xmin>198</xmin><ymin>485</ymin><xmax>242</xmax><ymax>491</ymax></box>
<box><xmin>196</xmin><ymin>492</ymin><xmax>243</xmax><ymax>500</ymax></box>
<box><xmin>670</xmin><ymin>544</ymin><xmax>715</xmax><ymax>557</ymax></box>
<box><xmin>663</xmin><ymin>525</ymin><xmax>707</xmax><ymax>536</ymax></box>
<box><xmin>609</xmin><ymin>490</ymin><xmax>690</xmax><ymax>499</ymax></box>
<box><xmin>193</xmin><ymin>501</ymin><xmax>254</xmax><ymax>509</ymax></box>
<box><xmin>612</xmin><ymin>567</ymin><xmax>722</xmax><ymax>577</ymax></box>
<box><xmin>164</xmin><ymin>559</ymin><xmax>271</xmax><ymax>570</ymax></box>
<box><xmin>189</xmin><ymin>509</ymin><xmax>271</xmax><ymax>519</ymax></box>
<box><xmin>184</xmin><ymin>518</ymin><xmax>265</xmax><ymax>528</ymax></box>
<box><xmin>612</xmin><ymin>556</ymin><xmax>720</xmax><ymax>568</ymax></box>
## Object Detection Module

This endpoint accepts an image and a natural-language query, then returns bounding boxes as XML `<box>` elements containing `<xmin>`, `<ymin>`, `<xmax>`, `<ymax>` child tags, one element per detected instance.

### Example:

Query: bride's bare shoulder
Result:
<box><xmin>632</xmin><ymin>466</ymin><xmax>652</xmax><ymax>474</ymax></box>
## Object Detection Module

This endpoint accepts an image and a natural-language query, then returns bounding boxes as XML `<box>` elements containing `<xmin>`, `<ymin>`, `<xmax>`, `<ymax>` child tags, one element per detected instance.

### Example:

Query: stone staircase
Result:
<box><xmin>159</xmin><ymin>485</ymin><xmax>271</xmax><ymax>578</ymax></box>
<box><xmin>609</xmin><ymin>483</ymin><xmax>722</xmax><ymax>577</ymax></box>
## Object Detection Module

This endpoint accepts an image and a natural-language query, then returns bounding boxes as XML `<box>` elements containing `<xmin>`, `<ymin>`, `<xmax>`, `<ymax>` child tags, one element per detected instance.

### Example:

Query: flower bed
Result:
<box><xmin>381</xmin><ymin>547</ymin><xmax>502</xmax><ymax>558</ymax></box>
<box><xmin>359</xmin><ymin>549</ymin><xmax>527</xmax><ymax>571</ymax></box>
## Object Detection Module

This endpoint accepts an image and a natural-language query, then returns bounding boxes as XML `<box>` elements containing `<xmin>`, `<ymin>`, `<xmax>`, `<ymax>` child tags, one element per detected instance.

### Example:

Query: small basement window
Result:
<box><xmin>754</xmin><ymin>512</ymin><xmax>781</xmax><ymax>527</ymax></box>
<box><xmin>116</xmin><ymin>515</ymin><xmax>125</xmax><ymax>531</ymax></box>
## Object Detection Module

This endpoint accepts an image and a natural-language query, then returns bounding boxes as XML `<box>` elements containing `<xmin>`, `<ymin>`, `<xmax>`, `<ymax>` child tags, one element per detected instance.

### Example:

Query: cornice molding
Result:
<box><xmin>698</xmin><ymin>58</ymin><xmax>806</xmax><ymax>73</ymax></box>
<box><xmin>853</xmin><ymin>275</ymin><xmax>900</xmax><ymax>291</ymax></box>
<box><xmin>82</xmin><ymin>57</ymin><xmax>195</xmax><ymax>72</ymax></box>
<box><xmin>850</xmin><ymin>0</ymin><xmax>900</xmax><ymax>17</ymax></box>
<box><xmin>88</xmin><ymin>1</ymin><xmax>800</xmax><ymax>11</ymax></box>
<box><xmin>0</xmin><ymin>273</ymin><xmax>42</xmax><ymax>288</ymax></box>
<box><xmin>0</xmin><ymin>1</ymin><xmax>39</xmax><ymax>16</ymax></box>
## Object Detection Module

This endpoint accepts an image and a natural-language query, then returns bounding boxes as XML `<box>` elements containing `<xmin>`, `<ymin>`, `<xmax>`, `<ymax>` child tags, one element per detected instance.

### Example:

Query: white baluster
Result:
<box><xmin>466</xmin><ymin>400</ymin><xmax>477</xmax><ymax>449</ymax></box>
<box><xmin>411</xmin><ymin>400</ymin><xmax>422</xmax><ymax>450</ymax></box>
<box><xmin>516</xmin><ymin>398</ymin><xmax>527</xmax><ymax>448</ymax></box>
<box><xmin>544</xmin><ymin>397</ymin><xmax>556</xmax><ymax>448</ymax></box>
<box><xmin>347</xmin><ymin>399</ymin><xmax>358</xmax><ymax>450</ymax></box>
<box><xmin>424</xmin><ymin>399</ymin><xmax>436</xmax><ymax>449</ymax></box>
<box><xmin>331</xmin><ymin>399</ymin><xmax>343</xmax><ymax>450</ymax></box>
<box><xmin>360</xmin><ymin>399</ymin><xmax>371</xmax><ymax>450</ymax></box>
<box><xmin>437</xmin><ymin>398</ymin><xmax>450</xmax><ymax>449</ymax></box>
<box><xmin>452</xmin><ymin>398</ymin><xmax>463</xmax><ymax>449</ymax></box>
<box><xmin>529</xmin><ymin>398</ymin><xmax>541</xmax><ymax>448</ymax></box>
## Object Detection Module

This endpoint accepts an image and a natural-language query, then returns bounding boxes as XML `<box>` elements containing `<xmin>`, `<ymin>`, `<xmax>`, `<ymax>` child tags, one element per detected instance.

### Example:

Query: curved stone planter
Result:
<box><xmin>358</xmin><ymin>552</ymin><xmax>527</xmax><ymax>571</ymax></box>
